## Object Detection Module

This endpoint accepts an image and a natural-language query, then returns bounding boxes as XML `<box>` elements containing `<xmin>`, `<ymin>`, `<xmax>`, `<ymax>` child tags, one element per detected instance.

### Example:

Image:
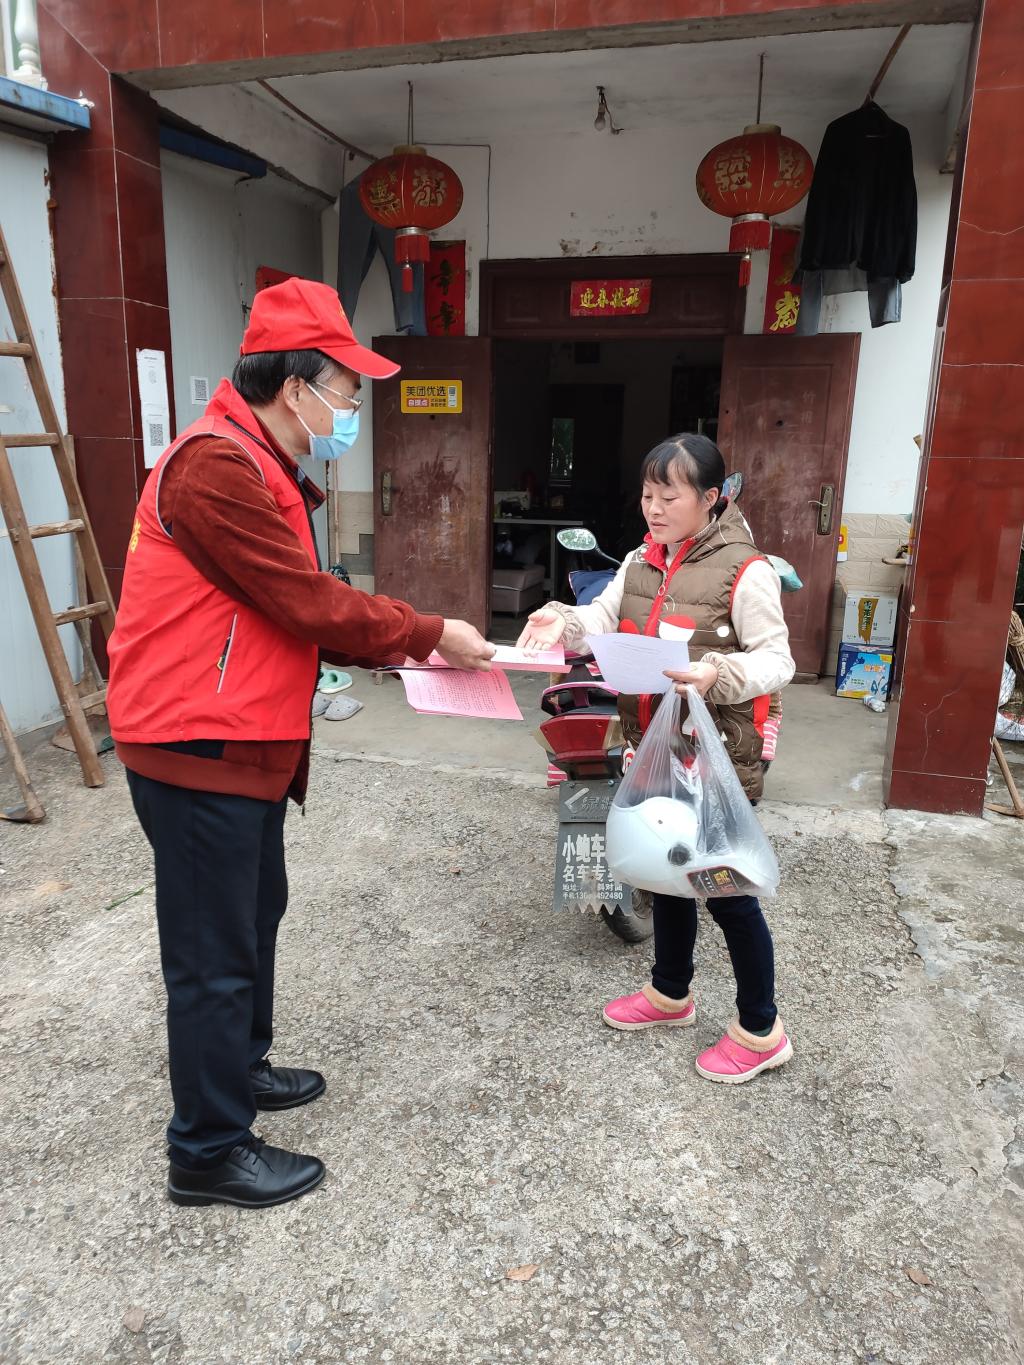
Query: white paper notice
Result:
<box><xmin>407</xmin><ymin>646</ymin><xmax>568</xmax><ymax>673</ymax></box>
<box><xmin>489</xmin><ymin>644</ymin><xmax>569</xmax><ymax>672</ymax></box>
<box><xmin>136</xmin><ymin>349</ymin><xmax>172</xmax><ymax>468</ymax></box>
<box><xmin>584</xmin><ymin>633</ymin><xmax>690</xmax><ymax>694</ymax></box>
<box><xmin>422</xmin><ymin>644</ymin><xmax>569</xmax><ymax>673</ymax></box>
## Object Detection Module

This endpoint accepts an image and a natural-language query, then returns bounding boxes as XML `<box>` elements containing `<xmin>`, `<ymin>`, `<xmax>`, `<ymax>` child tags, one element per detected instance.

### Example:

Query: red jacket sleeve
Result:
<box><xmin>161</xmin><ymin>437</ymin><xmax>444</xmax><ymax>664</ymax></box>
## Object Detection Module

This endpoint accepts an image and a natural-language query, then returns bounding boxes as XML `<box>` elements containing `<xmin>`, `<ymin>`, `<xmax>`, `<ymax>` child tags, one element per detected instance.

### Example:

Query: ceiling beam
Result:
<box><xmin>121</xmin><ymin>0</ymin><xmax>979</xmax><ymax>92</ymax></box>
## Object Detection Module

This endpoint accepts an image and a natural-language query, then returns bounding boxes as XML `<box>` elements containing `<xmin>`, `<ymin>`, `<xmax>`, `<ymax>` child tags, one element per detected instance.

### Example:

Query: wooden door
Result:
<box><xmin>718</xmin><ymin>334</ymin><xmax>860</xmax><ymax>676</ymax></box>
<box><xmin>371</xmin><ymin>337</ymin><xmax>493</xmax><ymax>633</ymax></box>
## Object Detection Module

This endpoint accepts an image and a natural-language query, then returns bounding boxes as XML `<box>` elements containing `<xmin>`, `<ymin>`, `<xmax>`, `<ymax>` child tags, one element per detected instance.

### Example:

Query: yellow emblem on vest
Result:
<box><xmin>128</xmin><ymin>517</ymin><xmax>141</xmax><ymax>553</ymax></box>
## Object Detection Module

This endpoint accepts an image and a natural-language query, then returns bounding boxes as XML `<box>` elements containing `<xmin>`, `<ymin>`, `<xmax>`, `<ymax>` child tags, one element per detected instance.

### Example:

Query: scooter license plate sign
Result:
<box><xmin>554</xmin><ymin>780</ymin><xmax>632</xmax><ymax>912</ymax></box>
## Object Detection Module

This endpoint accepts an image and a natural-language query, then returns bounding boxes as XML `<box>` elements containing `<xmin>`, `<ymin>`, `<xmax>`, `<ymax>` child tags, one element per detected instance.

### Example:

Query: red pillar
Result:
<box><xmin>38</xmin><ymin>6</ymin><xmax>172</xmax><ymax>614</ymax></box>
<box><xmin>884</xmin><ymin>0</ymin><xmax>1024</xmax><ymax>815</ymax></box>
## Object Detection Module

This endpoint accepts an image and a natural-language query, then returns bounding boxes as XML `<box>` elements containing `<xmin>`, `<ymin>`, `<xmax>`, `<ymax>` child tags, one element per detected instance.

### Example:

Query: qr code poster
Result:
<box><xmin>136</xmin><ymin>348</ymin><xmax>171</xmax><ymax>469</ymax></box>
<box><xmin>400</xmin><ymin>380</ymin><xmax>463</xmax><ymax>414</ymax></box>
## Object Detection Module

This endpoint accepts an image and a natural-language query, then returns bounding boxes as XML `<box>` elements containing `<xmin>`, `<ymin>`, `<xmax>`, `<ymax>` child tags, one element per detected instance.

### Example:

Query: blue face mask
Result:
<box><xmin>300</xmin><ymin>382</ymin><xmax>360</xmax><ymax>460</ymax></box>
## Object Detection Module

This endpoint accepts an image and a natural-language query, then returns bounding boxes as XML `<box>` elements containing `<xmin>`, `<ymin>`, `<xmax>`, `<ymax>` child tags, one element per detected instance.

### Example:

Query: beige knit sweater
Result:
<box><xmin>547</xmin><ymin>536</ymin><xmax>796</xmax><ymax>706</ymax></box>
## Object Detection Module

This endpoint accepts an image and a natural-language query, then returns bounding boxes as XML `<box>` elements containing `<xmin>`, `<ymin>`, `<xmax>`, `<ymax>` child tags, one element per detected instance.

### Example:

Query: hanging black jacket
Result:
<box><xmin>798</xmin><ymin>102</ymin><xmax>917</xmax><ymax>284</ymax></box>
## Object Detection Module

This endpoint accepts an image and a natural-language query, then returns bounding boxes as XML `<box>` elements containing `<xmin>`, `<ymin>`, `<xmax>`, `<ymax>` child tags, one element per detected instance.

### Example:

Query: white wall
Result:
<box><xmin>324</xmin><ymin>145</ymin><xmax>492</xmax><ymax>500</ymax></box>
<box><xmin>821</xmin><ymin>121</ymin><xmax>951</xmax><ymax>515</ymax></box>
<box><xmin>168</xmin><ymin>85</ymin><xmax>951</xmax><ymax>531</ymax></box>
<box><xmin>339</xmin><ymin>115</ymin><xmax>949</xmax><ymax>519</ymax></box>
<box><xmin>320</xmin><ymin>191</ymin><xmax>395</xmax><ymax>500</ymax></box>
<box><xmin>156</xmin><ymin>85</ymin><xmax>343</xmax><ymax>198</ymax></box>
<box><xmin>0</xmin><ymin>133</ymin><xmax>81</xmax><ymax>735</ymax></box>
<box><xmin>161</xmin><ymin>151</ymin><xmax>331</xmax><ymax>554</ymax></box>
<box><xmin>162</xmin><ymin>151</ymin><xmax>325</xmax><ymax>423</ymax></box>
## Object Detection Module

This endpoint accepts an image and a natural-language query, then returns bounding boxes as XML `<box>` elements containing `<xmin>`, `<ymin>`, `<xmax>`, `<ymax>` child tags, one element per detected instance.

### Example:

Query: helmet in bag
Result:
<box><xmin>606</xmin><ymin>797</ymin><xmax>701</xmax><ymax>897</ymax></box>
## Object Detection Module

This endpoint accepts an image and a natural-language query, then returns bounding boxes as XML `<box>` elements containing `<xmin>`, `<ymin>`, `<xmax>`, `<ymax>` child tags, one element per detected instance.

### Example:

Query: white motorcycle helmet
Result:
<box><xmin>606</xmin><ymin>796</ymin><xmax>701</xmax><ymax>897</ymax></box>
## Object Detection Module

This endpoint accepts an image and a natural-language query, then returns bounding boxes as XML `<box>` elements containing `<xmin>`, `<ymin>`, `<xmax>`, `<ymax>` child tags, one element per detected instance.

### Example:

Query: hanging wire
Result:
<box><xmin>407</xmin><ymin>82</ymin><xmax>415</xmax><ymax>145</ymax></box>
<box><xmin>755</xmin><ymin>53</ymin><xmax>766</xmax><ymax>123</ymax></box>
<box><xmin>864</xmin><ymin>24</ymin><xmax>912</xmax><ymax>106</ymax></box>
<box><xmin>255</xmin><ymin>81</ymin><xmax>375</xmax><ymax>160</ymax></box>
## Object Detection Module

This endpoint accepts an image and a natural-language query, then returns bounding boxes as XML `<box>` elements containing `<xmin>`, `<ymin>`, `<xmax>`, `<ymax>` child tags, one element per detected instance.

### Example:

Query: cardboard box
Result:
<box><xmin>836</xmin><ymin>644</ymin><xmax>893</xmax><ymax>700</ymax></box>
<box><xmin>842</xmin><ymin>588</ymin><xmax>898</xmax><ymax>648</ymax></box>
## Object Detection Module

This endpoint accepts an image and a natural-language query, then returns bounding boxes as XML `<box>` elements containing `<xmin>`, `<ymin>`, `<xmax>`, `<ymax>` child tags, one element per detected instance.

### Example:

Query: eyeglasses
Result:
<box><xmin>311</xmin><ymin>380</ymin><xmax>363</xmax><ymax>411</ymax></box>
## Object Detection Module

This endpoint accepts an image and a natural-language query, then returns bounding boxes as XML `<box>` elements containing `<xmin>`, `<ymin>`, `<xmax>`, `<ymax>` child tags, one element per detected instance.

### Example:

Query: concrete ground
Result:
<box><xmin>314</xmin><ymin>674</ymin><xmax>889</xmax><ymax>811</ymax></box>
<box><xmin>1</xmin><ymin>696</ymin><xmax>1023</xmax><ymax>1364</ymax></box>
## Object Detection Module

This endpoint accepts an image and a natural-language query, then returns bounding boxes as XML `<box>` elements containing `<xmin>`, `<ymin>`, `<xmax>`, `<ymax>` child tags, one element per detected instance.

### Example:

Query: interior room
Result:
<box><xmin>490</xmin><ymin>338</ymin><xmax>724</xmax><ymax>633</ymax></box>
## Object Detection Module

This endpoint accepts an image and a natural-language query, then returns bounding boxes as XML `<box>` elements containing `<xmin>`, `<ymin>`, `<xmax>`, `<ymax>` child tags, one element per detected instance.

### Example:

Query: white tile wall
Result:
<box><xmin>844</xmin><ymin>536</ymin><xmax>907</xmax><ymax>563</ymax></box>
<box><xmin>842</xmin><ymin>514</ymin><xmax>879</xmax><ymax>538</ymax></box>
<box><xmin>827</xmin><ymin>516</ymin><xmax>910</xmax><ymax>676</ymax></box>
<box><xmin>876</xmin><ymin>514</ymin><xmax>914</xmax><ymax>540</ymax></box>
<box><xmin>339</xmin><ymin>491</ymin><xmax>374</xmax><ymax>555</ymax></box>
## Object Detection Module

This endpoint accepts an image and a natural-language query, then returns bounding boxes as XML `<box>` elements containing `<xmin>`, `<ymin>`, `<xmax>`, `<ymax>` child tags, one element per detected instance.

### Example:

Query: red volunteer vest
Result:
<box><xmin>107</xmin><ymin>381</ymin><xmax>320</xmax><ymax>744</ymax></box>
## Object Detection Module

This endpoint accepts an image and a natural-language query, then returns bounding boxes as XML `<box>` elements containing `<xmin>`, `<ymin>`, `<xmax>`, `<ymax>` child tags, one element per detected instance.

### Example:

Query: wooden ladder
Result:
<box><xmin>0</xmin><ymin>221</ymin><xmax>116</xmax><ymax>788</ymax></box>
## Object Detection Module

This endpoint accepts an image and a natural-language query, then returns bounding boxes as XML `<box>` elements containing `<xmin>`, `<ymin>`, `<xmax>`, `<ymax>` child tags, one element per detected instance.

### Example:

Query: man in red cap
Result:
<box><xmin>107</xmin><ymin>279</ymin><xmax>493</xmax><ymax>1209</ymax></box>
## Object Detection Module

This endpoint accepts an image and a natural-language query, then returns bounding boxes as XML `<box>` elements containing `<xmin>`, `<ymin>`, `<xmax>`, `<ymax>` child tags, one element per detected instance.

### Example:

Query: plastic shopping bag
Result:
<box><xmin>995</xmin><ymin>661</ymin><xmax>1024</xmax><ymax>742</ymax></box>
<box><xmin>606</xmin><ymin>685</ymin><xmax>780</xmax><ymax>899</ymax></box>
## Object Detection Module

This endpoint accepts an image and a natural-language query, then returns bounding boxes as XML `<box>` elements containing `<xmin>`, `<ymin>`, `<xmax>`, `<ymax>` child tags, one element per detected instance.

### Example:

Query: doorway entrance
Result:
<box><xmin>370</xmin><ymin>255</ymin><xmax>859</xmax><ymax>674</ymax></box>
<box><xmin>490</xmin><ymin>337</ymin><xmax>724</xmax><ymax>633</ymax></box>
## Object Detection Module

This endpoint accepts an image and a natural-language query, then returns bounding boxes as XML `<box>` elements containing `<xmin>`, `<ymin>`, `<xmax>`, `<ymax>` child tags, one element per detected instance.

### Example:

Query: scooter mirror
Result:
<box><xmin>722</xmin><ymin>471</ymin><xmax>743</xmax><ymax>500</ymax></box>
<box><xmin>557</xmin><ymin>527</ymin><xmax>598</xmax><ymax>552</ymax></box>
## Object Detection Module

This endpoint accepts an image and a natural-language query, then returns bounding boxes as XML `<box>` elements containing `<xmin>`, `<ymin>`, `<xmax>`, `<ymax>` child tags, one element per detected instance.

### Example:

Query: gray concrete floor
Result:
<box><xmin>1</xmin><ymin>704</ymin><xmax>1023</xmax><ymax>1363</ymax></box>
<box><xmin>314</xmin><ymin>673</ymin><xmax>888</xmax><ymax>810</ymax></box>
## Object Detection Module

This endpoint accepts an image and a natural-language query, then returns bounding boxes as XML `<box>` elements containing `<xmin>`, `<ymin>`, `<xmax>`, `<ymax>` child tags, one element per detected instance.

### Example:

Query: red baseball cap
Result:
<box><xmin>241</xmin><ymin>277</ymin><xmax>400</xmax><ymax>380</ymax></box>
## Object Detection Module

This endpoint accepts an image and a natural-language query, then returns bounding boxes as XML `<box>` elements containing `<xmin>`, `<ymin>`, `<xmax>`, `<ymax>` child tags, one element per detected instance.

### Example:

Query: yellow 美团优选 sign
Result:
<box><xmin>400</xmin><ymin>380</ymin><xmax>463</xmax><ymax>414</ymax></box>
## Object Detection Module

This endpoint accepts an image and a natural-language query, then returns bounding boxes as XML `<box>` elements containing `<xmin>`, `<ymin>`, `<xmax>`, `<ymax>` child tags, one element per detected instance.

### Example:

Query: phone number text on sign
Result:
<box><xmin>400</xmin><ymin>380</ymin><xmax>463</xmax><ymax>414</ymax></box>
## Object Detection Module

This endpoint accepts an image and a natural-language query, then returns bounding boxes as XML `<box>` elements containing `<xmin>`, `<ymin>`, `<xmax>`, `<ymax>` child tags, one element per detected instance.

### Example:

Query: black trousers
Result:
<box><xmin>127</xmin><ymin>771</ymin><xmax>289</xmax><ymax>1166</ymax></box>
<box><xmin>651</xmin><ymin>894</ymin><xmax>777</xmax><ymax>1033</ymax></box>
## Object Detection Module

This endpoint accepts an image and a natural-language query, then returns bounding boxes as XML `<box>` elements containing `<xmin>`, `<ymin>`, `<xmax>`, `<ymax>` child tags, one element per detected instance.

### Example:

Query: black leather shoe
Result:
<box><xmin>167</xmin><ymin>1138</ymin><xmax>326</xmax><ymax>1208</ymax></box>
<box><xmin>250</xmin><ymin>1057</ymin><xmax>326</xmax><ymax>1111</ymax></box>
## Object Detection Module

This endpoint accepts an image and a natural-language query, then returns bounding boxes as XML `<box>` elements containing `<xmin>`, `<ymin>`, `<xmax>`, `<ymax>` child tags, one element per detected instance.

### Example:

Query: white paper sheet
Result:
<box><xmin>584</xmin><ymin>633</ymin><xmax>690</xmax><ymax>694</ymax></box>
<box><xmin>489</xmin><ymin>644</ymin><xmax>569</xmax><ymax>672</ymax></box>
<box><xmin>421</xmin><ymin>644</ymin><xmax>568</xmax><ymax>673</ymax></box>
<box><xmin>136</xmin><ymin>349</ymin><xmax>171</xmax><ymax>468</ymax></box>
<box><xmin>404</xmin><ymin>645</ymin><xmax>569</xmax><ymax>673</ymax></box>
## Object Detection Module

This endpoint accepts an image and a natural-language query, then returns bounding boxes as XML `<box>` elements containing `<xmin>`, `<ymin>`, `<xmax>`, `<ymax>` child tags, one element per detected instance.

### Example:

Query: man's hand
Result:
<box><xmin>516</xmin><ymin>609</ymin><xmax>567</xmax><ymax>655</ymax></box>
<box><xmin>665</xmin><ymin>661</ymin><xmax>720</xmax><ymax>697</ymax></box>
<box><xmin>436</xmin><ymin>619</ymin><xmax>496</xmax><ymax>672</ymax></box>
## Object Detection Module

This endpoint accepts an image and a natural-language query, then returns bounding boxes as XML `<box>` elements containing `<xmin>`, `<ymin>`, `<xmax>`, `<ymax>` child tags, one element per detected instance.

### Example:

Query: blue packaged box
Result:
<box><xmin>836</xmin><ymin>643</ymin><xmax>893</xmax><ymax>700</ymax></box>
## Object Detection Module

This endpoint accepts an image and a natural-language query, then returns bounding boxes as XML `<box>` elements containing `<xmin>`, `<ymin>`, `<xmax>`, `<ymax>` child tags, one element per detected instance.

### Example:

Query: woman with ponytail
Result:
<box><xmin>519</xmin><ymin>434</ymin><xmax>796</xmax><ymax>1085</ymax></box>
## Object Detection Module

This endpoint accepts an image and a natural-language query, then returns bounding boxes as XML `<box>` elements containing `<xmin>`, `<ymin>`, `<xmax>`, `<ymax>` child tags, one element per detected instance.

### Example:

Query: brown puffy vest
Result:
<box><xmin>617</xmin><ymin>500</ymin><xmax>767</xmax><ymax>801</ymax></box>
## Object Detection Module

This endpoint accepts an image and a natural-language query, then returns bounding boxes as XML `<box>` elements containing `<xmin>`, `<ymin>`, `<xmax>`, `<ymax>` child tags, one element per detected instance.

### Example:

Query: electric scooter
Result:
<box><xmin>533</xmin><ymin>475</ymin><xmax>802</xmax><ymax>945</ymax></box>
<box><xmin>532</xmin><ymin>526</ymin><xmax>650</xmax><ymax>942</ymax></box>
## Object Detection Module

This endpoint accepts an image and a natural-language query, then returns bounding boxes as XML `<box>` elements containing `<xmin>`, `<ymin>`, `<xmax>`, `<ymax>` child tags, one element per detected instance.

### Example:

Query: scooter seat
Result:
<box><xmin>541</xmin><ymin>681</ymin><xmax>618</xmax><ymax>717</ymax></box>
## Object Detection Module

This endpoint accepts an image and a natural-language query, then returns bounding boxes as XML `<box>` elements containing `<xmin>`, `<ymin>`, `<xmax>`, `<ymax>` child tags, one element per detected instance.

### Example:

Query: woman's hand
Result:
<box><xmin>516</xmin><ymin>609</ymin><xmax>567</xmax><ymax>654</ymax></box>
<box><xmin>664</xmin><ymin>661</ymin><xmax>720</xmax><ymax>697</ymax></box>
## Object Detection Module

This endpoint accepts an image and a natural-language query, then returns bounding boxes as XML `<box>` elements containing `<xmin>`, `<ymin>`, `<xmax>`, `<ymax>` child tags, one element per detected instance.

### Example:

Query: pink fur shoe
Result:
<box><xmin>602</xmin><ymin>985</ymin><xmax>696</xmax><ymax>1031</ymax></box>
<box><xmin>695</xmin><ymin>1017</ymin><xmax>792</xmax><ymax>1084</ymax></box>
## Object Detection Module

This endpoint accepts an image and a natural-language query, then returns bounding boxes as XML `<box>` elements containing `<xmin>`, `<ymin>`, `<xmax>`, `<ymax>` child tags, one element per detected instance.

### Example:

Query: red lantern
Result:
<box><xmin>696</xmin><ymin>123</ymin><xmax>812</xmax><ymax>280</ymax></box>
<box><xmin>359</xmin><ymin>145</ymin><xmax>464</xmax><ymax>292</ymax></box>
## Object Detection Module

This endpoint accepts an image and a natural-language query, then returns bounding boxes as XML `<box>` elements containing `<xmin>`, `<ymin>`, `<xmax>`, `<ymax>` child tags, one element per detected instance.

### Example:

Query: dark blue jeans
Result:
<box><xmin>127</xmin><ymin>771</ymin><xmax>289</xmax><ymax>1167</ymax></box>
<box><xmin>338</xmin><ymin>178</ymin><xmax>426</xmax><ymax>335</ymax></box>
<box><xmin>652</xmin><ymin>894</ymin><xmax>777</xmax><ymax>1033</ymax></box>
